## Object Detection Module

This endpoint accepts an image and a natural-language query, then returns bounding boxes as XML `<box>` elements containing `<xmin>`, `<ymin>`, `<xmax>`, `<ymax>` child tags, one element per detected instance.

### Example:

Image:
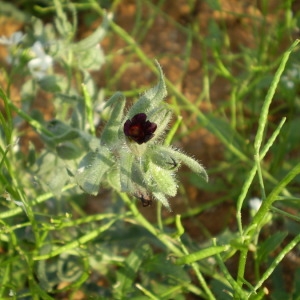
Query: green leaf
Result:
<box><xmin>119</xmin><ymin>150</ymin><xmax>134</xmax><ymax>193</ymax></box>
<box><xmin>256</xmin><ymin>231</ymin><xmax>288</xmax><ymax>263</ymax></box>
<box><xmin>56</xmin><ymin>141</ymin><xmax>83</xmax><ymax>160</ymax></box>
<box><xmin>38</xmin><ymin>75</ymin><xmax>67</xmax><ymax>93</ymax></box>
<box><xmin>114</xmin><ymin>243</ymin><xmax>151</xmax><ymax>298</ymax></box>
<box><xmin>292</xmin><ymin>268</ymin><xmax>300</xmax><ymax>298</ymax></box>
<box><xmin>0</xmin><ymin>1</ymin><xmax>28</xmax><ymax>22</ymax></box>
<box><xmin>44</xmin><ymin>120</ymin><xmax>79</xmax><ymax>144</ymax></box>
<box><xmin>48</xmin><ymin>166</ymin><xmax>69</xmax><ymax>197</ymax></box>
<box><xmin>81</xmin><ymin>83</ymin><xmax>96</xmax><ymax>136</ymax></box>
<box><xmin>106</xmin><ymin>166</ymin><xmax>121</xmax><ymax>191</ymax></box>
<box><xmin>206</xmin><ymin>115</ymin><xmax>246</xmax><ymax>154</ymax></box>
<box><xmin>269</xmin><ymin>264</ymin><xmax>289</xmax><ymax>300</ymax></box>
<box><xmin>72</xmin><ymin>13</ymin><xmax>111</xmax><ymax>52</ymax></box>
<box><xmin>210</xmin><ymin>279</ymin><xmax>232</xmax><ymax>300</ymax></box>
<box><xmin>33</xmin><ymin>151</ymin><xmax>69</xmax><ymax>197</ymax></box>
<box><xmin>53</xmin><ymin>0</ymin><xmax>75</xmax><ymax>41</ymax></box>
<box><xmin>76</xmin><ymin>45</ymin><xmax>105</xmax><ymax>70</ymax></box>
<box><xmin>75</xmin><ymin>147</ymin><xmax>113</xmax><ymax>195</ymax></box>
<box><xmin>203</xmin><ymin>0</ymin><xmax>221</xmax><ymax>10</ymax></box>
<box><xmin>126</xmin><ymin>60</ymin><xmax>167</xmax><ymax>119</ymax></box>
<box><xmin>101</xmin><ymin>92</ymin><xmax>126</xmax><ymax>147</ymax></box>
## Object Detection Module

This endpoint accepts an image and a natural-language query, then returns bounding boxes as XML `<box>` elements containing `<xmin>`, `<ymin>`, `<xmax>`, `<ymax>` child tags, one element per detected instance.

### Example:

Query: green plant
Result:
<box><xmin>1</xmin><ymin>0</ymin><xmax>300</xmax><ymax>299</ymax></box>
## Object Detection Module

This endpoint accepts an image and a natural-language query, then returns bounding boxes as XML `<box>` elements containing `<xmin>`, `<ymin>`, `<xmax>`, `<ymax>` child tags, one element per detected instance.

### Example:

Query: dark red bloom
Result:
<box><xmin>124</xmin><ymin>113</ymin><xmax>157</xmax><ymax>144</ymax></box>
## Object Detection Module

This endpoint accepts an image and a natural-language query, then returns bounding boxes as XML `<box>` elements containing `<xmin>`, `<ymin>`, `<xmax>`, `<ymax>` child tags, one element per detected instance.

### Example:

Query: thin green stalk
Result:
<box><xmin>187</xmin><ymin>261</ymin><xmax>214</xmax><ymax>300</ymax></box>
<box><xmin>156</xmin><ymin>201</ymin><xmax>163</xmax><ymax>231</ymax></box>
<box><xmin>236</xmin><ymin>117</ymin><xmax>286</xmax><ymax>287</ymax></box>
<box><xmin>238</xmin><ymin>159</ymin><xmax>299</xmax><ymax>286</ymax></box>
<box><xmin>119</xmin><ymin>193</ymin><xmax>182</xmax><ymax>256</ymax></box>
<box><xmin>0</xmin><ymin>257</ymin><xmax>11</xmax><ymax>297</ymax></box>
<box><xmin>0</xmin><ymin>91</ymin><xmax>13</xmax><ymax>145</ymax></box>
<box><xmin>82</xmin><ymin>83</ymin><xmax>96</xmax><ymax>136</ymax></box>
<box><xmin>247</xmin><ymin>162</ymin><xmax>300</xmax><ymax>237</ymax></box>
<box><xmin>34</xmin><ymin>217</ymin><xmax>119</xmax><ymax>260</ymax></box>
<box><xmin>213</xmin><ymin>239</ymin><xmax>247</xmax><ymax>299</ymax></box>
<box><xmin>236</xmin><ymin>248</ymin><xmax>248</xmax><ymax>288</ymax></box>
<box><xmin>164</xmin><ymin>115</ymin><xmax>182</xmax><ymax>146</ymax></box>
<box><xmin>0</xmin><ymin>183</ymin><xmax>76</xmax><ymax>219</ymax></box>
<box><xmin>0</xmin><ymin>87</ymin><xmax>54</xmax><ymax>138</ymax></box>
<box><xmin>249</xmin><ymin>233</ymin><xmax>300</xmax><ymax>297</ymax></box>
<box><xmin>136</xmin><ymin>283</ymin><xmax>160</xmax><ymax>300</ymax></box>
<box><xmin>176</xmin><ymin>215</ymin><xmax>215</xmax><ymax>300</ymax></box>
<box><xmin>163</xmin><ymin>196</ymin><xmax>226</xmax><ymax>225</ymax></box>
<box><xmin>48</xmin><ymin>212</ymin><xmax>128</xmax><ymax>229</ymax></box>
<box><xmin>254</xmin><ymin>39</ymin><xmax>299</xmax><ymax>153</ymax></box>
<box><xmin>236</xmin><ymin>117</ymin><xmax>286</xmax><ymax>235</ymax></box>
<box><xmin>255</xmin><ymin>153</ymin><xmax>266</xmax><ymax>200</ymax></box>
<box><xmin>271</xmin><ymin>206</ymin><xmax>300</xmax><ymax>222</ymax></box>
<box><xmin>230</xmin><ymin>86</ymin><xmax>237</xmax><ymax>129</ymax></box>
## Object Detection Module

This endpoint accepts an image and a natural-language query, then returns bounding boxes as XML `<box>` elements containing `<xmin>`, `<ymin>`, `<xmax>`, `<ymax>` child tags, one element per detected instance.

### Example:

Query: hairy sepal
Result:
<box><xmin>146</xmin><ymin>161</ymin><xmax>177</xmax><ymax>197</ymax></box>
<box><xmin>155</xmin><ymin>145</ymin><xmax>208</xmax><ymax>182</ymax></box>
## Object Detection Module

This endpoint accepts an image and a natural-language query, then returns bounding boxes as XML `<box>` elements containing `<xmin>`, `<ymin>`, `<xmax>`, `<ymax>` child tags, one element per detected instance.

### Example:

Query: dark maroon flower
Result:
<box><xmin>124</xmin><ymin>113</ymin><xmax>157</xmax><ymax>144</ymax></box>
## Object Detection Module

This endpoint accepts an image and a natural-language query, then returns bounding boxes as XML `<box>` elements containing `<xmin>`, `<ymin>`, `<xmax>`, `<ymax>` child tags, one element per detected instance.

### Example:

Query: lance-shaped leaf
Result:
<box><xmin>101</xmin><ymin>92</ymin><xmax>126</xmax><ymax>147</ymax></box>
<box><xmin>44</xmin><ymin>120</ymin><xmax>79</xmax><ymax>144</ymax></box>
<box><xmin>114</xmin><ymin>243</ymin><xmax>151</xmax><ymax>298</ymax></box>
<box><xmin>71</xmin><ymin>12</ymin><xmax>112</xmax><ymax>52</ymax></box>
<box><xmin>119</xmin><ymin>150</ymin><xmax>135</xmax><ymax>193</ymax></box>
<box><xmin>125</xmin><ymin>60</ymin><xmax>167</xmax><ymax>119</ymax></box>
<box><xmin>155</xmin><ymin>145</ymin><xmax>208</xmax><ymax>181</ymax></box>
<box><xmin>75</xmin><ymin>147</ymin><xmax>113</xmax><ymax>195</ymax></box>
<box><xmin>106</xmin><ymin>166</ymin><xmax>121</xmax><ymax>192</ymax></box>
<box><xmin>56</xmin><ymin>141</ymin><xmax>83</xmax><ymax>160</ymax></box>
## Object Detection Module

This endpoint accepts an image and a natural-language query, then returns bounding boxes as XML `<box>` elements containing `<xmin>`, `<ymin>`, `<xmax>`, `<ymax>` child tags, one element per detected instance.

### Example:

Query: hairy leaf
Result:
<box><xmin>75</xmin><ymin>147</ymin><xmax>113</xmax><ymax>195</ymax></box>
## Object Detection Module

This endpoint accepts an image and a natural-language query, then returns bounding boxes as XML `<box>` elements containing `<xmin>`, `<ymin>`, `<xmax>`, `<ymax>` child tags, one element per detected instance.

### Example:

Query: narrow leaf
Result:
<box><xmin>115</xmin><ymin>243</ymin><xmax>151</xmax><ymax>298</ymax></box>
<box><xmin>257</xmin><ymin>231</ymin><xmax>288</xmax><ymax>263</ymax></box>
<box><xmin>119</xmin><ymin>150</ymin><xmax>134</xmax><ymax>193</ymax></box>
<box><xmin>72</xmin><ymin>12</ymin><xmax>112</xmax><ymax>52</ymax></box>
<box><xmin>126</xmin><ymin>60</ymin><xmax>167</xmax><ymax>118</ymax></box>
<box><xmin>101</xmin><ymin>92</ymin><xmax>125</xmax><ymax>147</ymax></box>
<box><xmin>75</xmin><ymin>147</ymin><xmax>113</xmax><ymax>195</ymax></box>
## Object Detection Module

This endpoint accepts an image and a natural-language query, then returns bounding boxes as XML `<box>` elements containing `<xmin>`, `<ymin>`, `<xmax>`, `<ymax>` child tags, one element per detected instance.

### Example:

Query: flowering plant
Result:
<box><xmin>75</xmin><ymin>61</ymin><xmax>208</xmax><ymax>210</ymax></box>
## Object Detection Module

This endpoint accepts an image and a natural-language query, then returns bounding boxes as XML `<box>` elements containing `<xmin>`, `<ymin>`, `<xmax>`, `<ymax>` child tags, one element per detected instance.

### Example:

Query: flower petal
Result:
<box><xmin>123</xmin><ymin>113</ymin><xmax>157</xmax><ymax>144</ymax></box>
